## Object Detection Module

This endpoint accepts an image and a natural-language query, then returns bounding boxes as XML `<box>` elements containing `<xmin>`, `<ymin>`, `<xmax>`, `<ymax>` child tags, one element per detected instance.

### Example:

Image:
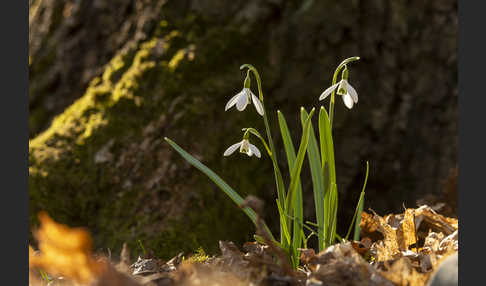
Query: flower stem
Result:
<box><xmin>328</xmin><ymin>56</ymin><xmax>360</xmax><ymax>129</ymax></box>
<box><xmin>241</xmin><ymin>64</ymin><xmax>288</xmax><ymax>246</ymax></box>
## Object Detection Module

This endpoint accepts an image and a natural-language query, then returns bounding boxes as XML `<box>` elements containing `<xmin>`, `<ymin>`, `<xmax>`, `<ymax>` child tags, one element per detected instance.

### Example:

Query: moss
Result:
<box><xmin>30</xmin><ymin>17</ymin><xmax>268</xmax><ymax>258</ymax></box>
<box><xmin>186</xmin><ymin>247</ymin><xmax>210</xmax><ymax>263</ymax></box>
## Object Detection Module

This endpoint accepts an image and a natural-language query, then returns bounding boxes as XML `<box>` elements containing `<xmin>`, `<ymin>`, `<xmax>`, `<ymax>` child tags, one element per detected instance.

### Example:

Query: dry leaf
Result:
<box><xmin>173</xmin><ymin>260</ymin><xmax>250</xmax><ymax>286</ymax></box>
<box><xmin>379</xmin><ymin>257</ymin><xmax>430</xmax><ymax>286</ymax></box>
<box><xmin>438</xmin><ymin>230</ymin><xmax>458</xmax><ymax>254</ymax></box>
<box><xmin>414</xmin><ymin>206</ymin><xmax>457</xmax><ymax>235</ymax></box>
<box><xmin>397</xmin><ymin>209</ymin><xmax>417</xmax><ymax>251</ymax></box>
<box><xmin>30</xmin><ymin>212</ymin><xmax>107</xmax><ymax>284</ymax></box>
<box><xmin>370</xmin><ymin>211</ymin><xmax>400</xmax><ymax>261</ymax></box>
<box><xmin>308</xmin><ymin>243</ymin><xmax>394</xmax><ymax>286</ymax></box>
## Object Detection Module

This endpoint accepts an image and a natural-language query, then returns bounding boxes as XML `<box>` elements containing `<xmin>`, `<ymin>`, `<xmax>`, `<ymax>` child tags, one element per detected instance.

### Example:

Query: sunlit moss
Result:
<box><xmin>187</xmin><ymin>247</ymin><xmax>210</xmax><ymax>263</ymax></box>
<box><xmin>168</xmin><ymin>49</ymin><xmax>186</xmax><ymax>71</ymax></box>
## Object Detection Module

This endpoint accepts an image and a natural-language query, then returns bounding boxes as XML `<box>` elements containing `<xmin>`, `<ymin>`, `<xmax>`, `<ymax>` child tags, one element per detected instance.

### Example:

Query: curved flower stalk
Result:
<box><xmin>225</xmin><ymin>70</ymin><xmax>264</xmax><ymax>115</ymax></box>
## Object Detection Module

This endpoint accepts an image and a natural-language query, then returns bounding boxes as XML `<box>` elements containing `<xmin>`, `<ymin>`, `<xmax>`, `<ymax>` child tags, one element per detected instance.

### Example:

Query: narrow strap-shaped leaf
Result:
<box><xmin>300</xmin><ymin>108</ymin><xmax>325</xmax><ymax>251</ymax></box>
<box><xmin>318</xmin><ymin>108</ymin><xmax>330</xmax><ymax>248</ymax></box>
<box><xmin>285</xmin><ymin>108</ymin><xmax>315</xmax><ymax>217</ymax></box>
<box><xmin>328</xmin><ymin>182</ymin><xmax>338</xmax><ymax>246</ymax></box>
<box><xmin>164</xmin><ymin>137</ymin><xmax>276</xmax><ymax>242</ymax></box>
<box><xmin>344</xmin><ymin>161</ymin><xmax>369</xmax><ymax>241</ymax></box>
<box><xmin>353</xmin><ymin>161</ymin><xmax>369</xmax><ymax>241</ymax></box>
<box><xmin>272</xmin><ymin>160</ymin><xmax>287</xmax><ymax>245</ymax></box>
<box><xmin>277</xmin><ymin>111</ymin><xmax>297</xmax><ymax>166</ymax></box>
<box><xmin>276</xmin><ymin>199</ymin><xmax>291</xmax><ymax>245</ymax></box>
<box><xmin>318</xmin><ymin>107</ymin><xmax>336</xmax><ymax>183</ymax></box>
<box><xmin>277</xmin><ymin>110</ymin><xmax>303</xmax><ymax>267</ymax></box>
<box><xmin>346</xmin><ymin>190</ymin><xmax>365</xmax><ymax>241</ymax></box>
<box><xmin>318</xmin><ymin>107</ymin><xmax>338</xmax><ymax>248</ymax></box>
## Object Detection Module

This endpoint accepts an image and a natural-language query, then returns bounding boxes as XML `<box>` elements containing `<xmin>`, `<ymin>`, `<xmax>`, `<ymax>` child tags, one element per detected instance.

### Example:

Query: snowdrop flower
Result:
<box><xmin>225</xmin><ymin>71</ymin><xmax>264</xmax><ymax>116</ymax></box>
<box><xmin>319</xmin><ymin>67</ymin><xmax>358</xmax><ymax>109</ymax></box>
<box><xmin>223</xmin><ymin>138</ymin><xmax>261</xmax><ymax>158</ymax></box>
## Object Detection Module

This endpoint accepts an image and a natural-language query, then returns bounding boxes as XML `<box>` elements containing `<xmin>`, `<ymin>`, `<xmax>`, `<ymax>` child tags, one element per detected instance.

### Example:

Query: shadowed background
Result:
<box><xmin>29</xmin><ymin>0</ymin><xmax>457</xmax><ymax>257</ymax></box>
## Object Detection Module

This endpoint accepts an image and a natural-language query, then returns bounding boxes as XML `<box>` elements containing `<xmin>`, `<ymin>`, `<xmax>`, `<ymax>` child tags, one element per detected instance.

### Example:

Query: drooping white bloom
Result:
<box><xmin>225</xmin><ymin>88</ymin><xmax>264</xmax><ymax>116</ymax></box>
<box><xmin>223</xmin><ymin>138</ymin><xmax>261</xmax><ymax>158</ymax></box>
<box><xmin>319</xmin><ymin>79</ymin><xmax>358</xmax><ymax>109</ymax></box>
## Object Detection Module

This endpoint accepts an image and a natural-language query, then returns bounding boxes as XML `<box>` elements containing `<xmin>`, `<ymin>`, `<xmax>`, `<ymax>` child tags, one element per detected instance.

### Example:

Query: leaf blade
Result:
<box><xmin>300</xmin><ymin>108</ymin><xmax>325</xmax><ymax>251</ymax></box>
<box><xmin>277</xmin><ymin>110</ymin><xmax>303</xmax><ymax>268</ymax></box>
<box><xmin>164</xmin><ymin>137</ymin><xmax>276</xmax><ymax>241</ymax></box>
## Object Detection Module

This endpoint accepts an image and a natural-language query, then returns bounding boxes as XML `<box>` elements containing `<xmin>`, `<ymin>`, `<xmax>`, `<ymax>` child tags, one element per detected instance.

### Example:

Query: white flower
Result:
<box><xmin>319</xmin><ymin>79</ymin><xmax>358</xmax><ymax>109</ymax></box>
<box><xmin>223</xmin><ymin>139</ymin><xmax>261</xmax><ymax>158</ymax></box>
<box><xmin>225</xmin><ymin>88</ymin><xmax>264</xmax><ymax>116</ymax></box>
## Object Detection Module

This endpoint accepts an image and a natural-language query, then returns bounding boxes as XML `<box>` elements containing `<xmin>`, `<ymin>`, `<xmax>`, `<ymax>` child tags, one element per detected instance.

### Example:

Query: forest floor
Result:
<box><xmin>29</xmin><ymin>204</ymin><xmax>457</xmax><ymax>286</ymax></box>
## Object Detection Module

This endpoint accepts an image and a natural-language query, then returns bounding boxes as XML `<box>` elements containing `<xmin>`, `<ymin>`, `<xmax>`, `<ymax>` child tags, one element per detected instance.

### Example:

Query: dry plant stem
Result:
<box><xmin>328</xmin><ymin>56</ymin><xmax>360</xmax><ymax>129</ymax></box>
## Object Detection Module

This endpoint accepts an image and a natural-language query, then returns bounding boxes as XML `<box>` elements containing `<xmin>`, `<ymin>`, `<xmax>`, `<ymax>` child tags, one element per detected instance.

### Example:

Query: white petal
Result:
<box><xmin>319</xmin><ymin>82</ymin><xmax>340</xmax><ymax>100</ymax></box>
<box><xmin>345</xmin><ymin>80</ymin><xmax>358</xmax><ymax>103</ymax></box>
<box><xmin>342</xmin><ymin>93</ymin><xmax>354</xmax><ymax>109</ymax></box>
<box><xmin>236</xmin><ymin>90</ymin><xmax>249</xmax><ymax>111</ymax></box>
<box><xmin>225</xmin><ymin>91</ymin><xmax>243</xmax><ymax>111</ymax></box>
<box><xmin>251</xmin><ymin>94</ymin><xmax>264</xmax><ymax>116</ymax></box>
<box><xmin>224</xmin><ymin>142</ymin><xmax>242</xmax><ymax>156</ymax></box>
<box><xmin>249</xmin><ymin>144</ymin><xmax>261</xmax><ymax>158</ymax></box>
<box><xmin>336</xmin><ymin>80</ymin><xmax>347</xmax><ymax>96</ymax></box>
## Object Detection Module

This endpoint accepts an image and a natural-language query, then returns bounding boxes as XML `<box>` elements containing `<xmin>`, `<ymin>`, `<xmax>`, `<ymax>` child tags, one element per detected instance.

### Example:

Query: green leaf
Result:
<box><xmin>318</xmin><ymin>107</ymin><xmax>336</xmax><ymax>183</ymax></box>
<box><xmin>318</xmin><ymin>107</ymin><xmax>337</xmax><ymax>248</ymax></box>
<box><xmin>329</xmin><ymin>182</ymin><xmax>338</xmax><ymax>246</ymax></box>
<box><xmin>353</xmin><ymin>161</ymin><xmax>369</xmax><ymax>241</ymax></box>
<box><xmin>276</xmin><ymin>199</ymin><xmax>291</xmax><ymax>245</ymax></box>
<box><xmin>285</xmin><ymin>108</ymin><xmax>315</xmax><ymax>216</ymax></box>
<box><xmin>300</xmin><ymin>108</ymin><xmax>325</xmax><ymax>251</ymax></box>
<box><xmin>164</xmin><ymin>137</ymin><xmax>276</xmax><ymax>241</ymax></box>
<box><xmin>345</xmin><ymin>161</ymin><xmax>369</xmax><ymax>241</ymax></box>
<box><xmin>277</xmin><ymin>110</ymin><xmax>303</xmax><ymax>267</ymax></box>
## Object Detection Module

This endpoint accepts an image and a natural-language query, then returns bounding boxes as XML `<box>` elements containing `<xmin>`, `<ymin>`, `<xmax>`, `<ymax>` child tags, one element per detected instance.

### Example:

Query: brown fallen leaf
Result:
<box><xmin>397</xmin><ymin>208</ymin><xmax>418</xmax><ymax>251</ymax></box>
<box><xmin>299</xmin><ymin>248</ymin><xmax>317</xmax><ymax>266</ymax></box>
<box><xmin>173</xmin><ymin>260</ymin><xmax>250</xmax><ymax>286</ymax></box>
<box><xmin>422</xmin><ymin>231</ymin><xmax>444</xmax><ymax>254</ymax></box>
<box><xmin>308</xmin><ymin>243</ymin><xmax>394</xmax><ymax>286</ymax></box>
<box><xmin>29</xmin><ymin>245</ymin><xmax>43</xmax><ymax>286</ymax></box>
<box><xmin>30</xmin><ymin>212</ymin><xmax>107</xmax><ymax>284</ymax></box>
<box><xmin>30</xmin><ymin>212</ymin><xmax>142</xmax><ymax>286</ymax></box>
<box><xmin>379</xmin><ymin>257</ymin><xmax>430</xmax><ymax>286</ymax></box>
<box><xmin>414</xmin><ymin>206</ymin><xmax>457</xmax><ymax>235</ymax></box>
<box><xmin>370</xmin><ymin>210</ymin><xmax>400</xmax><ymax>262</ymax></box>
<box><xmin>438</xmin><ymin>230</ymin><xmax>458</xmax><ymax>254</ymax></box>
<box><xmin>350</xmin><ymin>239</ymin><xmax>371</xmax><ymax>257</ymax></box>
<box><xmin>360</xmin><ymin>212</ymin><xmax>384</xmax><ymax>242</ymax></box>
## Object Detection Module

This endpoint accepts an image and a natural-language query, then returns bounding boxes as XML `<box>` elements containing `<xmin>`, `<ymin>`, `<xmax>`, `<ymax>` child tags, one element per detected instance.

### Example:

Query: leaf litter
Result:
<box><xmin>29</xmin><ymin>204</ymin><xmax>458</xmax><ymax>286</ymax></box>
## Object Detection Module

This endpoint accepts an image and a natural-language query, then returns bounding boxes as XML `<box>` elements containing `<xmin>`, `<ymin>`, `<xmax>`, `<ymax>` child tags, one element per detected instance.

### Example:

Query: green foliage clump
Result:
<box><xmin>166</xmin><ymin>58</ymin><xmax>370</xmax><ymax>268</ymax></box>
